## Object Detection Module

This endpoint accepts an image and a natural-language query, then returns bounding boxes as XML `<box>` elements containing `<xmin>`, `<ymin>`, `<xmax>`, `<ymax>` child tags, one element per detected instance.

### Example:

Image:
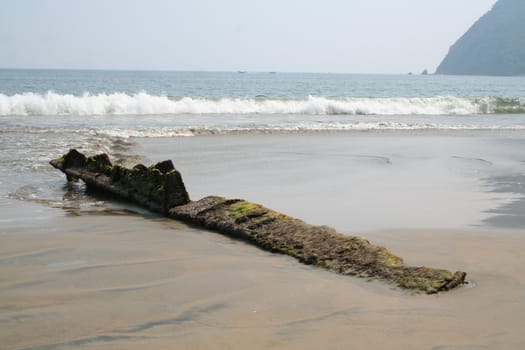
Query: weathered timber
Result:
<box><xmin>51</xmin><ymin>149</ymin><xmax>466</xmax><ymax>294</ymax></box>
<box><xmin>50</xmin><ymin>149</ymin><xmax>189</xmax><ymax>214</ymax></box>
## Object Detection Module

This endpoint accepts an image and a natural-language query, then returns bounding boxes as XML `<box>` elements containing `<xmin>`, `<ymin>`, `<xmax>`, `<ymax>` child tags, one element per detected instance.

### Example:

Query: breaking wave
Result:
<box><xmin>1</xmin><ymin>91</ymin><xmax>523</xmax><ymax>116</ymax></box>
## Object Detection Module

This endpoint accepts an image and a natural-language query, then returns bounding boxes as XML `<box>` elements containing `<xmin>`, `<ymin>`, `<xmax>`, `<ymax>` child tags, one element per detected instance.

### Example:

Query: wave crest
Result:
<box><xmin>0</xmin><ymin>91</ymin><xmax>521</xmax><ymax>116</ymax></box>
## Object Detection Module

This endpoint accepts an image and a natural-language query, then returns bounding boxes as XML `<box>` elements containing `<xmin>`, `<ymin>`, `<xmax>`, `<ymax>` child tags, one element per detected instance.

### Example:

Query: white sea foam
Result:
<box><xmin>0</xmin><ymin>91</ymin><xmax>493</xmax><ymax>116</ymax></box>
<box><xmin>90</xmin><ymin>123</ymin><xmax>525</xmax><ymax>138</ymax></box>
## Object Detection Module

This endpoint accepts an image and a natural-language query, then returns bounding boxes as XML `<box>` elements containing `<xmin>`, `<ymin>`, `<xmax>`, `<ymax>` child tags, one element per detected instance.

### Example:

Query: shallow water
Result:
<box><xmin>1</xmin><ymin>70</ymin><xmax>525</xmax><ymax>229</ymax></box>
<box><xmin>136</xmin><ymin>133</ymin><xmax>525</xmax><ymax>232</ymax></box>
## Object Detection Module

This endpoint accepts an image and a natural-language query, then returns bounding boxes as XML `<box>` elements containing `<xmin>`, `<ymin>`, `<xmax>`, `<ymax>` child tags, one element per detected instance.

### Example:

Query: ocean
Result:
<box><xmin>1</xmin><ymin>69</ymin><xmax>524</xmax><ymax>230</ymax></box>
<box><xmin>2</xmin><ymin>69</ymin><xmax>525</xmax><ymax>349</ymax></box>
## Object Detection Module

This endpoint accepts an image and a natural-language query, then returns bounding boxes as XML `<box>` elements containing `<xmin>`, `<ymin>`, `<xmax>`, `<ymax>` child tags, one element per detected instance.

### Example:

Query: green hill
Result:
<box><xmin>436</xmin><ymin>0</ymin><xmax>525</xmax><ymax>76</ymax></box>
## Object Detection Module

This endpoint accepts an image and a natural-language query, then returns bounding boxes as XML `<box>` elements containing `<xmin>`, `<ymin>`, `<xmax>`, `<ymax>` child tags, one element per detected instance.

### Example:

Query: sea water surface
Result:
<box><xmin>1</xmin><ymin>69</ymin><xmax>525</xmax><ymax>230</ymax></box>
<box><xmin>3</xmin><ymin>69</ymin><xmax>525</xmax><ymax>350</ymax></box>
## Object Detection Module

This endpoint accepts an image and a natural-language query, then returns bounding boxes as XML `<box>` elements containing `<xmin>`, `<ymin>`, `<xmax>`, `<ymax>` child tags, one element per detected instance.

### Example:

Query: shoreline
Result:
<box><xmin>2</xmin><ymin>131</ymin><xmax>525</xmax><ymax>348</ymax></box>
<box><xmin>2</xmin><ymin>67</ymin><xmax>525</xmax><ymax>349</ymax></box>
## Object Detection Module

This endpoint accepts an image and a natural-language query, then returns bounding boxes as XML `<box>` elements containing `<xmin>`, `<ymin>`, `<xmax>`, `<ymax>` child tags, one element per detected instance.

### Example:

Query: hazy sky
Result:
<box><xmin>0</xmin><ymin>0</ymin><xmax>497</xmax><ymax>74</ymax></box>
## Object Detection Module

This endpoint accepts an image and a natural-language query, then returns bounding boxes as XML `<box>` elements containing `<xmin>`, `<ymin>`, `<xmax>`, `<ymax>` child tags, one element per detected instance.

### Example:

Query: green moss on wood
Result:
<box><xmin>229</xmin><ymin>201</ymin><xmax>267</xmax><ymax>218</ymax></box>
<box><xmin>379</xmin><ymin>248</ymin><xmax>403</xmax><ymax>267</ymax></box>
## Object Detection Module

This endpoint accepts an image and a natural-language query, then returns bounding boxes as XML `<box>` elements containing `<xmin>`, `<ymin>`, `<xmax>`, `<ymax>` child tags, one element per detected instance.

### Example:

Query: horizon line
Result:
<box><xmin>0</xmin><ymin>67</ymin><xmax>433</xmax><ymax>76</ymax></box>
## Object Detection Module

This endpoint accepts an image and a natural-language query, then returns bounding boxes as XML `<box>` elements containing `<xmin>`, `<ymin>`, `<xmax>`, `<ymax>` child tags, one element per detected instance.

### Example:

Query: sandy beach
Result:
<box><xmin>2</xmin><ymin>132</ymin><xmax>525</xmax><ymax>349</ymax></box>
<box><xmin>2</xmin><ymin>0</ymin><xmax>525</xmax><ymax>346</ymax></box>
<box><xmin>2</xmin><ymin>212</ymin><xmax>525</xmax><ymax>349</ymax></box>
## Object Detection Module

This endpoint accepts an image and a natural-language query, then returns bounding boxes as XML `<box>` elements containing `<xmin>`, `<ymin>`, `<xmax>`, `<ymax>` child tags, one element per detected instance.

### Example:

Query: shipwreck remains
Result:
<box><xmin>51</xmin><ymin>149</ymin><xmax>466</xmax><ymax>294</ymax></box>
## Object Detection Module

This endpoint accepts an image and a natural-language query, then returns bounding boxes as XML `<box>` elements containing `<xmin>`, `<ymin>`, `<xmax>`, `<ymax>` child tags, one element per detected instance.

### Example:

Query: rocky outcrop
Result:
<box><xmin>436</xmin><ymin>0</ymin><xmax>525</xmax><ymax>76</ymax></box>
<box><xmin>51</xmin><ymin>149</ymin><xmax>466</xmax><ymax>294</ymax></box>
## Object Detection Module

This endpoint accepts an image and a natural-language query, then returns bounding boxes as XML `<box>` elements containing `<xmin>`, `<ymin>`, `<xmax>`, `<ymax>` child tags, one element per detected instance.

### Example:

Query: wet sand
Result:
<box><xmin>2</xmin><ymin>132</ymin><xmax>525</xmax><ymax>349</ymax></box>
<box><xmin>137</xmin><ymin>133</ymin><xmax>525</xmax><ymax>232</ymax></box>
<box><xmin>1</xmin><ymin>213</ymin><xmax>525</xmax><ymax>350</ymax></box>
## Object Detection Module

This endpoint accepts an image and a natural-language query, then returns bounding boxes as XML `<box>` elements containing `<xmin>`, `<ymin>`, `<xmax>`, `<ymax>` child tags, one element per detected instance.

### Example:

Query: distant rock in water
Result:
<box><xmin>436</xmin><ymin>0</ymin><xmax>525</xmax><ymax>76</ymax></box>
<box><xmin>421</xmin><ymin>69</ymin><xmax>429</xmax><ymax>75</ymax></box>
